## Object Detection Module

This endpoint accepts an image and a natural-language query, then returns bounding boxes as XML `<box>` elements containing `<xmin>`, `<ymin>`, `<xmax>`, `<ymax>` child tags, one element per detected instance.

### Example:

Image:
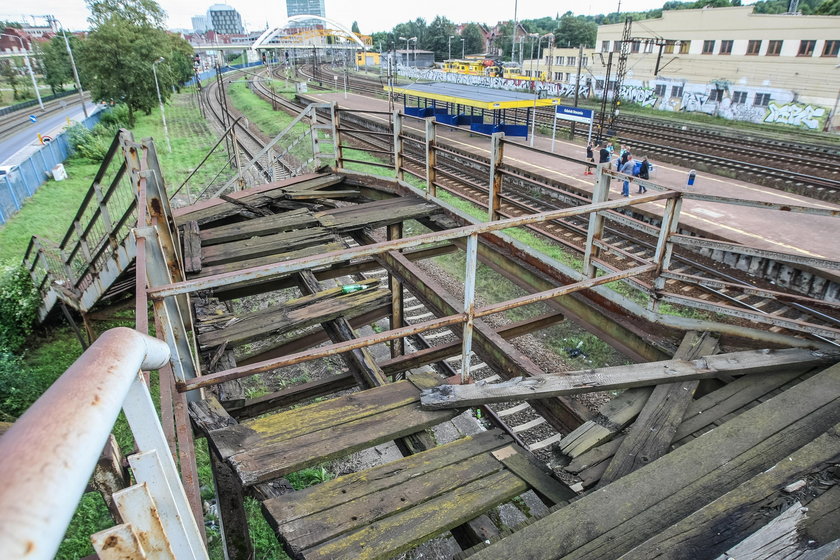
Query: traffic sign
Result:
<box><xmin>29</xmin><ymin>115</ymin><xmax>37</xmax><ymax>123</ymax></box>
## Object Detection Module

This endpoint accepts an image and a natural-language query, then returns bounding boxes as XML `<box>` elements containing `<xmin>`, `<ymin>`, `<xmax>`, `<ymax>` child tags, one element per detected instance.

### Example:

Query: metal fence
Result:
<box><xmin>185</xmin><ymin>60</ymin><xmax>264</xmax><ymax>86</ymax></box>
<box><xmin>0</xmin><ymin>88</ymin><xmax>79</xmax><ymax>117</ymax></box>
<box><xmin>0</xmin><ymin>110</ymin><xmax>102</xmax><ymax>224</ymax></box>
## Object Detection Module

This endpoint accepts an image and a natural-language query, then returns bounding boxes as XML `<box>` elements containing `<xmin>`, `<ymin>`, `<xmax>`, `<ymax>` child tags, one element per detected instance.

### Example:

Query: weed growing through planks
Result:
<box><xmin>287</xmin><ymin>466</ymin><xmax>334</xmax><ymax>489</ymax></box>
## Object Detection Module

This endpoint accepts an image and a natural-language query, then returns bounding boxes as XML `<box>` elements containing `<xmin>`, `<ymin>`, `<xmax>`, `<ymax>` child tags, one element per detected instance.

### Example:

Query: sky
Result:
<box><xmin>2</xmin><ymin>0</ymin><xmax>691</xmax><ymax>33</ymax></box>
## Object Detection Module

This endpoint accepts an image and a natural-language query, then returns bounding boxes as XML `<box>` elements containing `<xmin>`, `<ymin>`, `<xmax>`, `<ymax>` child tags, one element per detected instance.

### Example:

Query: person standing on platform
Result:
<box><xmin>620</xmin><ymin>154</ymin><xmax>635</xmax><ymax>197</ymax></box>
<box><xmin>585</xmin><ymin>142</ymin><xmax>595</xmax><ymax>175</ymax></box>
<box><xmin>637</xmin><ymin>157</ymin><xmax>650</xmax><ymax>193</ymax></box>
<box><xmin>599</xmin><ymin>142</ymin><xmax>611</xmax><ymax>164</ymax></box>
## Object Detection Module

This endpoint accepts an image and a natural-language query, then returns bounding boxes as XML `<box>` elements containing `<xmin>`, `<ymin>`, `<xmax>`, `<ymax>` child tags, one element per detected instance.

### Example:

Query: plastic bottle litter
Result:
<box><xmin>341</xmin><ymin>284</ymin><xmax>366</xmax><ymax>294</ymax></box>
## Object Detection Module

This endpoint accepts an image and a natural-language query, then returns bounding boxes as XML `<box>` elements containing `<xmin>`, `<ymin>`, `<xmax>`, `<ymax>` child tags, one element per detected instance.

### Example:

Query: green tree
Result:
<box><xmin>81</xmin><ymin>0</ymin><xmax>193</xmax><ymax>125</ymax></box>
<box><xmin>35</xmin><ymin>35</ymin><xmax>75</xmax><ymax>95</ymax></box>
<box><xmin>553</xmin><ymin>14</ymin><xmax>597</xmax><ymax>48</ymax></box>
<box><xmin>0</xmin><ymin>60</ymin><xmax>21</xmax><ymax>100</ymax></box>
<box><xmin>351</xmin><ymin>21</ymin><xmax>361</xmax><ymax>34</ymax></box>
<box><xmin>460</xmin><ymin>23</ymin><xmax>485</xmax><ymax>57</ymax></box>
<box><xmin>815</xmin><ymin>0</ymin><xmax>840</xmax><ymax>14</ymax></box>
<box><xmin>425</xmin><ymin>16</ymin><xmax>457</xmax><ymax>61</ymax></box>
<box><xmin>87</xmin><ymin>0</ymin><xmax>165</xmax><ymax>27</ymax></box>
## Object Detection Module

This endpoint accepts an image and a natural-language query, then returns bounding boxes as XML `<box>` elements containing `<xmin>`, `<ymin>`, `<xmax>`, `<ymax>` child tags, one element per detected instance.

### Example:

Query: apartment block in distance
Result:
<box><xmin>207</xmin><ymin>4</ymin><xmax>245</xmax><ymax>35</ymax></box>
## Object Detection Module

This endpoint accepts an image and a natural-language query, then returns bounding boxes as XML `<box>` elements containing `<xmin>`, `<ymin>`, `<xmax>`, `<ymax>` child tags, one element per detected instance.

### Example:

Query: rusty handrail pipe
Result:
<box><xmin>0</xmin><ymin>328</ymin><xmax>169</xmax><ymax>560</ymax></box>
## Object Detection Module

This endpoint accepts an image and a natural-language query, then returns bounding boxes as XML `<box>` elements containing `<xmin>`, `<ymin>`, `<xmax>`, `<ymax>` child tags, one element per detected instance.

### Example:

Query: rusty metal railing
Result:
<box><xmin>0</xmin><ymin>327</ymin><xmax>207</xmax><ymax>560</ymax></box>
<box><xmin>22</xmin><ymin>130</ymin><xmax>138</xmax><ymax>321</ymax></box>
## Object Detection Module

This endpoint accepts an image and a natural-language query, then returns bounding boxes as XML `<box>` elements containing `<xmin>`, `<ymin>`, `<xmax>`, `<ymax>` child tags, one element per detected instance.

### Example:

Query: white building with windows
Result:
<box><xmin>206</xmin><ymin>4</ymin><xmax>245</xmax><ymax>35</ymax></box>
<box><xmin>593</xmin><ymin>6</ymin><xmax>840</xmax><ymax>131</ymax></box>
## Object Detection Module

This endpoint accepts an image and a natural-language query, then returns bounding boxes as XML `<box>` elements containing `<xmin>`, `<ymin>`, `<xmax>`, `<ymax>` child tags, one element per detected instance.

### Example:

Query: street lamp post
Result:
<box><xmin>448</xmin><ymin>35</ymin><xmax>455</xmax><ymax>61</ymax></box>
<box><xmin>399</xmin><ymin>36</ymin><xmax>408</xmax><ymax>66</ymax></box>
<box><xmin>56</xmin><ymin>20</ymin><xmax>87</xmax><ymax>118</ymax></box>
<box><xmin>510</xmin><ymin>0</ymin><xmax>518</xmax><ymax>63</ymax></box>
<box><xmin>0</xmin><ymin>34</ymin><xmax>43</xmax><ymax>110</ymax></box>
<box><xmin>152</xmin><ymin>57</ymin><xmax>172</xmax><ymax>153</ymax></box>
<box><xmin>409</xmin><ymin>37</ymin><xmax>418</xmax><ymax>67</ymax></box>
<box><xmin>461</xmin><ymin>38</ymin><xmax>466</xmax><ymax>58</ymax></box>
<box><xmin>530</xmin><ymin>33</ymin><xmax>553</xmax><ymax>147</ymax></box>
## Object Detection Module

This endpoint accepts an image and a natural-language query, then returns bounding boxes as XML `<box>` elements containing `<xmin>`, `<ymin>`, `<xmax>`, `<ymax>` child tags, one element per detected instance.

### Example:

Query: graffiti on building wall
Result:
<box><xmin>397</xmin><ymin>66</ymin><xmax>590</xmax><ymax>99</ymax></box>
<box><xmin>618</xmin><ymin>85</ymin><xmax>658</xmax><ymax>108</ymax></box>
<box><xmin>764</xmin><ymin>102</ymin><xmax>827</xmax><ymax>130</ymax></box>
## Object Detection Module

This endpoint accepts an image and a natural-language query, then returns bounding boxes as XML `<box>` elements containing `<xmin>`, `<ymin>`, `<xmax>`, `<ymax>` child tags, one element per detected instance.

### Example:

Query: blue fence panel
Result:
<box><xmin>435</xmin><ymin>114</ymin><xmax>458</xmax><ymax>125</ymax></box>
<box><xmin>0</xmin><ymin>111</ymin><xmax>101</xmax><ymax>225</ymax></box>
<box><xmin>470</xmin><ymin>123</ymin><xmax>501</xmax><ymax>135</ymax></box>
<box><xmin>501</xmin><ymin>124</ymin><xmax>529</xmax><ymax>138</ymax></box>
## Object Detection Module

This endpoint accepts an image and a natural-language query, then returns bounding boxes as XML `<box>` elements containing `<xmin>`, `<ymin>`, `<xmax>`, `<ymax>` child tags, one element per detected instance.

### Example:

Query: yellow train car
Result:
<box><xmin>442</xmin><ymin>59</ymin><xmax>545</xmax><ymax>81</ymax></box>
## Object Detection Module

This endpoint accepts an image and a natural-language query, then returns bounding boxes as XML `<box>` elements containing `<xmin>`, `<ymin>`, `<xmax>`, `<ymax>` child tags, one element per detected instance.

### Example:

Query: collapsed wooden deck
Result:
<box><xmin>177</xmin><ymin>173</ymin><xmax>840</xmax><ymax>560</ymax></box>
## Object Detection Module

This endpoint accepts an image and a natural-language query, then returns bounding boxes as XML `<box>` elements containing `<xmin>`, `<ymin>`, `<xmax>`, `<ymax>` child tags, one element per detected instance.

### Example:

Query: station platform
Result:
<box><xmin>300</xmin><ymin>91</ymin><xmax>840</xmax><ymax>264</ymax></box>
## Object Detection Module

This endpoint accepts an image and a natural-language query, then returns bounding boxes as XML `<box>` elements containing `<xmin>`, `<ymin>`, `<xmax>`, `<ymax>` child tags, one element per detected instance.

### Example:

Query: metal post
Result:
<box><xmin>59</xmin><ymin>23</ymin><xmax>87</xmax><ymax>118</ymax></box>
<box><xmin>152</xmin><ymin>58</ymin><xmax>172</xmax><ymax>153</ymax></box>
<box><xmin>571</xmin><ymin>43</ymin><xmax>584</xmax><ymax>139</ymax></box>
<box><xmin>309</xmin><ymin>105</ymin><xmax>321</xmax><ymax>165</ymax></box>
<box><xmin>551</xmin><ymin>110</ymin><xmax>558</xmax><ymax>152</ymax></box>
<box><xmin>487</xmin><ymin>132</ymin><xmax>504</xmax><ymax>221</ymax></box>
<box><xmin>510</xmin><ymin>0</ymin><xmax>519</xmax><ymax>63</ymax></box>
<box><xmin>393</xmin><ymin>111</ymin><xmax>404</xmax><ymax>180</ymax></box>
<box><xmin>424</xmin><ymin>117</ymin><xmax>436</xmax><ymax>195</ymax></box>
<box><xmin>1</xmin><ymin>34</ymin><xmax>45</xmax><ymax>110</ymax></box>
<box><xmin>582</xmin><ymin>164</ymin><xmax>612</xmax><ymax>277</ymax></box>
<box><xmin>461</xmin><ymin>233</ymin><xmax>478</xmax><ymax>384</ymax></box>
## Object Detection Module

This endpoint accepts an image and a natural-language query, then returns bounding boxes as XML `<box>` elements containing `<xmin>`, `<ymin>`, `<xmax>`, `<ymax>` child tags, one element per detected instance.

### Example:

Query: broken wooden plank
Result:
<box><xmin>464</xmin><ymin>362</ymin><xmax>840</xmax><ymax>560</ymax></box>
<box><xmin>182</xmin><ymin>221</ymin><xmax>202</xmax><ymax>273</ymax></box>
<box><xmin>173</xmin><ymin>174</ymin><xmax>342</xmax><ymax>226</ymax></box>
<box><xmin>226</xmin><ymin>373</ymin><xmax>357</xmax><ymax>420</ymax></box>
<box><xmin>199</xmin><ymin>208</ymin><xmax>318</xmax><ymax>246</ymax></box>
<box><xmin>491</xmin><ymin>445</ymin><xmax>576</xmax><ymax>506</ymax></box>
<box><xmin>265</xmin><ymin>430</ymin><xmax>512</xmax><ymax>525</ymax></box>
<box><xmin>302</xmin><ymin>469</ymin><xmax>529</xmax><ymax>560</ymax></box>
<box><xmin>276</xmin><ymin>451</ymin><xmax>510</xmax><ymax>556</ymax></box>
<box><xmin>598</xmin><ymin>332</ymin><xmax>720</xmax><ymax>486</ymax></box>
<box><xmin>565</xmin><ymin>367</ymin><xmax>810</xmax><ymax>487</ymax></box>
<box><xmin>556</xmin><ymin>331</ymin><xmax>715</xmax><ymax>460</ymax></box>
<box><xmin>420</xmin><ymin>348</ymin><xmax>839</xmax><ymax>410</ymax></box>
<box><xmin>197</xmin><ymin>241</ymin><xmax>345</xmax><ymax>277</ymax></box>
<box><xmin>200</xmin><ymin>227</ymin><xmax>335</xmax><ymax>267</ymax></box>
<box><xmin>315</xmin><ymin>197</ymin><xmax>439</xmax><ymax>232</ymax></box>
<box><xmin>616</xmin><ymin>422</ymin><xmax>840</xmax><ymax>560</ymax></box>
<box><xmin>228</xmin><ymin>403</ymin><xmax>459</xmax><ymax>486</ymax></box>
<box><xmin>220</xmin><ymin>194</ymin><xmax>273</xmax><ymax>216</ymax></box>
<box><xmin>282</xmin><ymin>189</ymin><xmax>359</xmax><ymax>200</ymax></box>
<box><xmin>197</xmin><ymin>282</ymin><xmax>388</xmax><ymax>349</ymax></box>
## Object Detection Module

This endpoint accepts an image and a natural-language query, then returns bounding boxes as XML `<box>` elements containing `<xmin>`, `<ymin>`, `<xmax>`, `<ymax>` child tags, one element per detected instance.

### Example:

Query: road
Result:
<box><xmin>0</xmin><ymin>100</ymin><xmax>100</xmax><ymax>164</ymax></box>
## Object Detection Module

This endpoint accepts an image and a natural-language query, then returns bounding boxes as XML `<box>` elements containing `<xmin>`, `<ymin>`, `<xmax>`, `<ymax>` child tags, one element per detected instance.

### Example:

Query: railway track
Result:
<box><xmin>199</xmin><ymin>69</ymin><xmax>294</xmax><ymax>191</ymax></box>
<box><xmin>300</xmin><ymin>63</ymin><xmax>840</xmax><ymax>197</ymax></box>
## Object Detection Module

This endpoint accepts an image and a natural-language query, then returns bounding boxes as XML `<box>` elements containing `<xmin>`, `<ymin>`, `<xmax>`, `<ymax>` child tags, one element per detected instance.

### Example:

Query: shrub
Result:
<box><xmin>0</xmin><ymin>263</ymin><xmax>39</xmax><ymax>352</ymax></box>
<box><xmin>66</xmin><ymin>124</ymin><xmax>112</xmax><ymax>162</ymax></box>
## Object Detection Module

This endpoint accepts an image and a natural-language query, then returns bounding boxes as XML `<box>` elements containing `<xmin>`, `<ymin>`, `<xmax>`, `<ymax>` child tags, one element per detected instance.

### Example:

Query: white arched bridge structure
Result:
<box><xmin>190</xmin><ymin>15</ymin><xmax>371</xmax><ymax>52</ymax></box>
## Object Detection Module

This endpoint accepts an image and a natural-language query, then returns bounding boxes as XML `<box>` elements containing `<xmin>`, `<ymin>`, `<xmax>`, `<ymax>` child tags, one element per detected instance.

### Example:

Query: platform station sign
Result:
<box><xmin>551</xmin><ymin>105</ymin><xmax>594</xmax><ymax>150</ymax></box>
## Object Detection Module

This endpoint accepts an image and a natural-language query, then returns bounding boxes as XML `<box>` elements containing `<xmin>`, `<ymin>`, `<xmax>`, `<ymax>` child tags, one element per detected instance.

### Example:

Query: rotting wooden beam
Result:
<box><xmin>464</xmin><ymin>362</ymin><xmax>840</xmax><ymax>560</ymax></box>
<box><xmin>420</xmin><ymin>348</ymin><xmax>840</xmax><ymax>410</ymax></box>
<box><xmin>198</xmin><ymin>208</ymin><xmax>318</xmax><ymax>246</ymax></box>
<box><xmin>617</xmin><ymin>421</ymin><xmax>840</xmax><ymax>560</ymax></box>
<box><xmin>597</xmin><ymin>332</ymin><xmax>721</xmax><ymax>486</ymax></box>
<box><xmin>227</xmin><ymin>373</ymin><xmax>357</xmax><ymax>420</ymax></box>
<box><xmin>557</xmin><ymin>331</ymin><xmax>732</xmax><ymax>461</ymax></box>
<box><xmin>352</xmin><ymin>231</ymin><xmax>591</xmax><ymax>433</ymax></box>
<box><xmin>565</xmin><ymin>367</ymin><xmax>808</xmax><ymax>486</ymax></box>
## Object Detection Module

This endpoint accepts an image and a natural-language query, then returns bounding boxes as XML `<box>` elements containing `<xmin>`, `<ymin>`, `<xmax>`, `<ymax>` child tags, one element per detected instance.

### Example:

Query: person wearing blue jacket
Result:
<box><xmin>619</xmin><ymin>154</ymin><xmax>635</xmax><ymax>197</ymax></box>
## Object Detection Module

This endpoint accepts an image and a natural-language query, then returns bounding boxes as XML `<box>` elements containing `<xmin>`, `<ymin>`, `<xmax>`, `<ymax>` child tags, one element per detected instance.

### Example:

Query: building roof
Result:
<box><xmin>386</xmin><ymin>82</ymin><xmax>562</xmax><ymax>110</ymax></box>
